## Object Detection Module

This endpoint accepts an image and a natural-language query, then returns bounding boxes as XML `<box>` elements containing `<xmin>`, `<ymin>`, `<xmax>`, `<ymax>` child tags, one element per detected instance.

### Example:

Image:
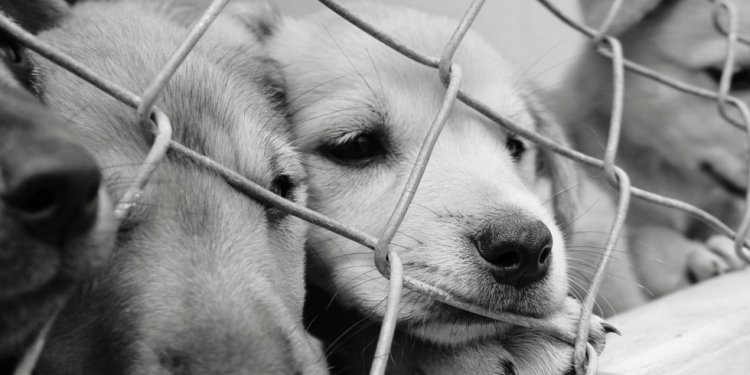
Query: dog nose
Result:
<box><xmin>473</xmin><ymin>217</ymin><xmax>553</xmax><ymax>286</ymax></box>
<box><xmin>2</xmin><ymin>141</ymin><xmax>101</xmax><ymax>244</ymax></box>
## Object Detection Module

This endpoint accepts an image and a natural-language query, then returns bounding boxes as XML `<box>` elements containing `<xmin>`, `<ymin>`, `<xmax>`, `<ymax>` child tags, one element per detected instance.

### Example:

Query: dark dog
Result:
<box><xmin>0</xmin><ymin>0</ymin><xmax>116</xmax><ymax>372</ymax></box>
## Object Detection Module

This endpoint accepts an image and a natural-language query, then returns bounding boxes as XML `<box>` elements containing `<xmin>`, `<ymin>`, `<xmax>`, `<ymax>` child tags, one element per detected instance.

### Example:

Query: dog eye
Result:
<box><xmin>0</xmin><ymin>44</ymin><xmax>24</xmax><ymax>65</ymax></box>
<box><xmin>321</xmin><ymin>132</ymin><xmax>385</xmax><ymax>166</ymax></box>
<box><xmin>270</xmin><ymin>174</ymin><xmax>295</xmax><ymax>201</ymax></box>
<box><xmin>506</xmin><ymin>136</ymin><xmax>526</xmax><ymax>161</ymax></box>
<box><xmin>705</xmin><ymin>67</ymin><xmax>750</xmax><ymax>91</ymax></box>
<box><xmin>266</xmin><ymin>174</ymin><xmax>297</xmax><ymax>224</ymax></box>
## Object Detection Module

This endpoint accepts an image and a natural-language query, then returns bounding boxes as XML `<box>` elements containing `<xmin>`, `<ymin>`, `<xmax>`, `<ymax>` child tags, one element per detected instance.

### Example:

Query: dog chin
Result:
<box><xmin>400</xmin><ymin>285</ymin><xmax>563</xmax><ymax>345</ymax></box>
<box><xmin>408</xmin><ymin>320</ymin><xmax>514</xmax><ymax>345</ymax></box>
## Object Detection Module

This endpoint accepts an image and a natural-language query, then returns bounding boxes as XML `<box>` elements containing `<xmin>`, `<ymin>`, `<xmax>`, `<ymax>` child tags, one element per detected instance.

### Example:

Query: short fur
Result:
<box><xmin>269</xmin><ymin>3</ymin><xmax>608</xmax><ymax>373</ymax></box>
<box><xmin>31</xmin><ymin>1</ymin><xmax>325</xmax><ymax>374</ymax></box>
<box><xmin>0</xmin><ymin>1</ymin><xmax>116</xmax><ymax>371</ymax></box>
<box><xmin>551</xmin><ymin>0</ymin><xmax>750</xmax><ymax>303</ymax></box>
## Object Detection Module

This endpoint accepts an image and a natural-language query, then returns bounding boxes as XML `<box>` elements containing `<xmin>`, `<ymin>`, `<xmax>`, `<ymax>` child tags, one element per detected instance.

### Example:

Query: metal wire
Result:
<box><xmin>591</xmin><ymin>0</ymin><xmax>624</xmax><ymax>43</ymax></box>
<box><xmin>4</xmin><ymin>0</ymin><xmax>750</xmax><ymax>374</ymax></box>
<box><xmin>136</xmin><ymin>0</ymin><xmax>231</xmax><ymax>125</ymax></box>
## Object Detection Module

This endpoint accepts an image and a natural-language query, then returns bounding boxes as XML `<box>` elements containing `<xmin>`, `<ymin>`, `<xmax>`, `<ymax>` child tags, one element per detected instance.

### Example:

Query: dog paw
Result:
<box><xmin>556</xmin><ymin>297</ymin><xmax>612</xmax><ymax>354</ymax></box>
<box><xmin>410</xmin><ymin>299</ymin><xmax>616</xmax><ymax>375</ymax></box>
<box><xmin>705</xmin><ymin>235</ymin><xmax>747</xmax><ymax>269</ymax></box>
<box><xmin>687</xmin><ymin>235</ymin><xmax>746</xmax><ymax>283</ymax></box>
<box><xmin>412</xmin><ymin>343</ymin><xmax>518</xmax><ymax>375</ymax></box>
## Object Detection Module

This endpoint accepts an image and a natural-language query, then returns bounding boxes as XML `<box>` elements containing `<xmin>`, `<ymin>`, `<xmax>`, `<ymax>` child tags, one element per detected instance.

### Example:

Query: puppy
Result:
<box><xmin>0</xmin><ymin>0</ymin><xmax>116</xmax><ymax>372</ymax></box>
<box><xmin>28</xmin><ymin>1</ymin><xmax>326</xmax><ymax>374</ymax></box>
<box><xmin>550</xmin><ymin>0</ymin><xmax>750</xmax><ymax>299</ymax></box>
<box><xmin>269</xmin><ymin>3</ymin><xmax>609</xmax><ymax>373</ymax></box>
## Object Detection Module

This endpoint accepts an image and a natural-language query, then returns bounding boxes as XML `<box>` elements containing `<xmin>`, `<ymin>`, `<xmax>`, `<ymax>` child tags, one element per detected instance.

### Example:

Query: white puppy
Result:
<box><xmin>270</xmin><ymin>3</ymin><xmax>610</xmax><ymax>373</ymax></box>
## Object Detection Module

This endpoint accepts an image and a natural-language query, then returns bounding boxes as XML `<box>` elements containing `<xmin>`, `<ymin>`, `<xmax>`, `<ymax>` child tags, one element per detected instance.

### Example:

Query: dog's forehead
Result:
<box><xmin>643</xmin><ymin>0</ymin><xmax>750</xmax><ymax>67</ymax></box>
<box><xmin>277</xmin><ymin>4</ymin><xmax>535</xmax><ymax>137</ymax></box>
<box><xmin>167</xmin><ymin>73</ymin><xmax>294</xmax><ymax>177</ymax></box>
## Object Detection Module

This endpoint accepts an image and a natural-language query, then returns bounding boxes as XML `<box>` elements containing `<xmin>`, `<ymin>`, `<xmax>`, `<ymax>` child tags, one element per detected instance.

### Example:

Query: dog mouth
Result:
<box><xmin>700</xmin><ymin>162</ymin><xmax>747</xmax><ymax>197</ymax></box>
<box><xmin>409</xmin><ymin>278</ymin><xmax>553</xmax><ymax>325</ymax></box>
<box><xmin>401</xmin><ymin>285</ymin><xmax>558</xmax><ymax>344</ymax></box>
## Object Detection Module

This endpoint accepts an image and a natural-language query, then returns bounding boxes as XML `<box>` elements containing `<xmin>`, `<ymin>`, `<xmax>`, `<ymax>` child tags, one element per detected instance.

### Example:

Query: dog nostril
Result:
<box><xmin>494</xmin><ymin>250</ymin><xmax>522</xmax><ymax>268</ymax></box>
<box><xmin>538</xmin><ymin>246</ymin><xmax>551</xmax><ymax>265</ymax></box>
<box><xmin>11</xmin><ymin>185</ymin><xmax>59</xmax><ymax>217</ymax></box>
<box><xmin>2</xmin><ymin>141</ymin><xmax>102</xmax><ymax>244</ymax></box>
<box><xmin>85</xmin><ymin>183</ymin><xmax>99</xmax><ymax>203</ymax></box>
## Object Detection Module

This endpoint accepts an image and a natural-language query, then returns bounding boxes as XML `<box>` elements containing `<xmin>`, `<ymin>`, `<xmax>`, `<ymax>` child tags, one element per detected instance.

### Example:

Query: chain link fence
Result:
<box><xmin>4</xmin><ymin>0</ymin><xmax>750</xmax><ymax>374</ymax></box>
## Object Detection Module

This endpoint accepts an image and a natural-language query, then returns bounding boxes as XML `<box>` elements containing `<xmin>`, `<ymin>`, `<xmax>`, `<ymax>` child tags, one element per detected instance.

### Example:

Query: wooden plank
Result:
<box><xmin>598</xmin><ymin>269</ymin><xmax>750</xmax><ymax>374</ymax></box>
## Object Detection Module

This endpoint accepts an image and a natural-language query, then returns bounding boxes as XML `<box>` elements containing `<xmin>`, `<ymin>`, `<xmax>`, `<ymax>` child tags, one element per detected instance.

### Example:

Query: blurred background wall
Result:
<box><xmin>276</xmin><ymin>0</ymin><xmax>587</xmax><ymax>89</ymax></box>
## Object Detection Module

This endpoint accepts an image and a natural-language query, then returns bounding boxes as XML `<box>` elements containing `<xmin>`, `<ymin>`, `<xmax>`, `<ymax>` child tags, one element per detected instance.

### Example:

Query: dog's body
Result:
<box><xmin>28</xmin><ymin>1</ymin><xmax>325</xmax><ymax>374</ymax></box>
<box><xmin>0</xmin><ymin>1</ymin><xmax>116</xmax><ymax>371</ymax></box>
<box><xmin>551</xmin><ymin>0</ymin><xmax>750</xmax><ymax>302</ymax></box>
<box><xmin>269</xmin><ymin>3</ymin><xmax>608</xmax><ymax>373</ymax></box>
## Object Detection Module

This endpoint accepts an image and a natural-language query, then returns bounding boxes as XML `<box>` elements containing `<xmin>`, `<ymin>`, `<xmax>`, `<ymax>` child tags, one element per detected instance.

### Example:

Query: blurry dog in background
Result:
<box><xmin>551</xmin><ymin>0</ymin><xmax>750</xmax><ymax>301</ymax></box>
<box><xmin>0</xmin><ymin>1</ymin><xmax>116</xmax><ymax>372</ymax></box>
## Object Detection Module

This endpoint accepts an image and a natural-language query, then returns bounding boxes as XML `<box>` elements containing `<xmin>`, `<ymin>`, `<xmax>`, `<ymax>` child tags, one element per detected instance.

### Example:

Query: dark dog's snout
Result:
<box><xmin>2</xmin><ymin>141</ymin><xmax>101</xmax><ymax>243</ymax></box>
<box><xmin>474</xmin><ymin>217</ymin><xmax>553</xmax><ymax>286</ymax></box>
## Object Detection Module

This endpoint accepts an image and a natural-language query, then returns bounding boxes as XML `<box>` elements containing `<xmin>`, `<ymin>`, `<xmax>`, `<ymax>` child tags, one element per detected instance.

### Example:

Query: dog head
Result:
<box><xmin>572</xmin><ymin>0</ymin><xmax>750</xmax><ymax>204</ymax></box>
<box><xmin>33</xmin><ymin>2</ymin><xmax>325</xmax><ymax>374</ymax></box>
<box><xmin>0</xmin><ymin>0</ymin><xmax>116</xmax><ymax>366</ymax></box>
<box><xmin>270</xmin><ymin>3</ymin><xmax>578</xmax><ymax>344</ymax></box>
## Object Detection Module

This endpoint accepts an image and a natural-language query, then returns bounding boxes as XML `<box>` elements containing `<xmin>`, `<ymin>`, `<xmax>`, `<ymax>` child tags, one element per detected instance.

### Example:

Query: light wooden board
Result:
<box><xmin>598</xmin><ymin>269</ymin><xmax>750</xmax><ymax>374</ymax></box>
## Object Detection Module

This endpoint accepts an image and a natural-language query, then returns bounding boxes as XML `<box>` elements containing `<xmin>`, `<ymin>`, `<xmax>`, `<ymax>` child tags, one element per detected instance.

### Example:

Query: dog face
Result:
<box><xmin>574</xmin><ymin>0</ymin><xmax>750</xmax><ymax>206</ymax></box>
<box><xmin>0</xmin><ymin>0</ymin><xmax>115</xmax><ymax>365</ymax></box>
<box><xmin>271</xmin><ymin>3</ymin><xmax>577</xmax><ymax>344</ymax></box>
<box><xmin>33</xmin><ymin>2</ymin><xmax>324</xmax><ymax>374</ymax></box>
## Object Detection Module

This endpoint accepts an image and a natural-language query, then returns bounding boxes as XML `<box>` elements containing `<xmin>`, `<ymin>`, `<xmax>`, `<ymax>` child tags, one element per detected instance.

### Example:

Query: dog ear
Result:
<box><xmin>152</xmin><ymin>0</ymin><xmax>280</xmax><ymax>42</ymax></box>
<box><xmin>222</xmin><ymin>1</ymin><xmax>280</xmax><ymax>42</ymax></box>
<box><xmin>0</xmin><ymin>0</ymin><xmax>70</xmax><ymax>34</ymax></box>
<box><xmin>524</xmin><ymin>95</ymin><xmax>580</xmax><ymax>232</ymax></box>
<box><xmin>579</xmin><ymin>0</ymin><xmax>664</xmax><ymax>36</ymax></box>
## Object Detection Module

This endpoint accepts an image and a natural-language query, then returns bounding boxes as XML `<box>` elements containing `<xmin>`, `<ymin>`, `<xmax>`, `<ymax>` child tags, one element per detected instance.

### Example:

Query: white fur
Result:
<box><xmin>273</xmin><ymin>3</ymin><xmax>568</xmax><ymax>343</ymax></box>
<box><xmin>270</xmin><ymin>2</ymin><xmax>609</xmax><ymax>373</ymax></box>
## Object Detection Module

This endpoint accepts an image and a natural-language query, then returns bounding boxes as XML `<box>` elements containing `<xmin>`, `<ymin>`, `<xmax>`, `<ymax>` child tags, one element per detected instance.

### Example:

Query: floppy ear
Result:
<box><xmin>0</xmin><ymin>0</ymin><xmax>70</xmax><ymax>34</ymax></box>
<box><xmin>524</xmin><ymin>95</ymin><xmax>580</xmax><ymax>232</ymax></box>
<box><xmin>579</xmin><ymin>0</ymin><xmax>664</xmax><ymax>36</ymax></box>
<box><xmin>221</xmin><ymin>1</ymin><xmax>280</xmax><ymax>42</ymax></box>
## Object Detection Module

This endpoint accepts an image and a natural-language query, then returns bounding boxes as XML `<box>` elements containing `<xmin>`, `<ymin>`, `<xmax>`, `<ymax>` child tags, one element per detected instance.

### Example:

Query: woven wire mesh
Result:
<box><xmin>4</xmin><ymin>0</ymin><xmax>750</xmax><ymax>374</ymax></box>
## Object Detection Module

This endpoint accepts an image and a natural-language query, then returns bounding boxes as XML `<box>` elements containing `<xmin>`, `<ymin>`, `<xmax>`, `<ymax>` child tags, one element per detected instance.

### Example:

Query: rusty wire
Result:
<box><xmin>3</xmin><ymin>0</ymin><xmax>750</xmax><ymax>374</ymax></box>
